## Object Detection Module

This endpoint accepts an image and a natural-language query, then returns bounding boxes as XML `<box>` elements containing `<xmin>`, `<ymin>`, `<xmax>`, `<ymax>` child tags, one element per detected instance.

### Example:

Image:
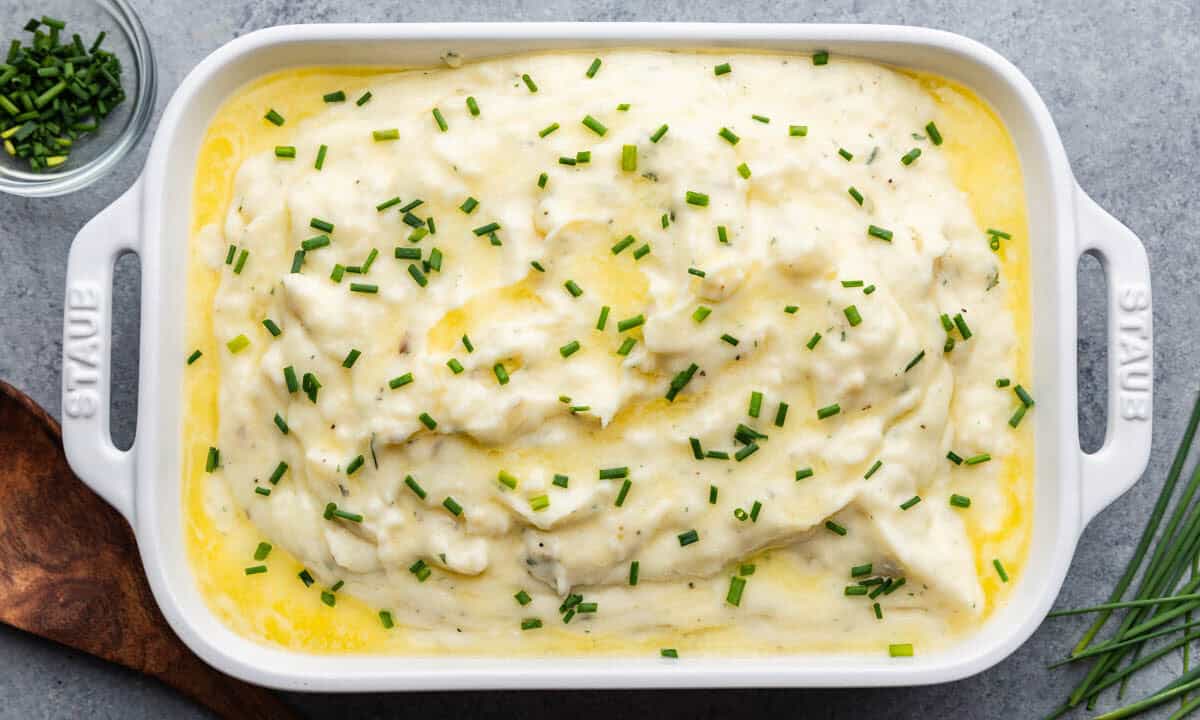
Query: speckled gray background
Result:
<box><xmin>0</xmin><ymin>1</ymin><xmax>1197</xmax><ymax>718</ymax></box>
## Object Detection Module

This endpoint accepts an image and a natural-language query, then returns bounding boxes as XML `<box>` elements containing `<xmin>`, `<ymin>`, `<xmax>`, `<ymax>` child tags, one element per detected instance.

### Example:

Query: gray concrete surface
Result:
<box><xmin>0</xmin><ymin>0</ymin><xmax>1197</xmax><ymax>718</ymax></box>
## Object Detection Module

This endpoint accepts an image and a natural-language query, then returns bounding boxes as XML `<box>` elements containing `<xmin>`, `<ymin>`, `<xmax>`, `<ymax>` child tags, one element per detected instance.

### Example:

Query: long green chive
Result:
<box><xmin>310</xmin><ymin>217</ymin><xmax>334</xmax><ymax>233</ymax></box>
<box><xmin>395</xmin><ymin>247</ymin><xmax>421</xmax><ymax>261</ymax></box>
<box><xmin>621</xmin><ymin>144</ymin><xmax>637</xmax><ymax>172</ymax></box>
<box><xmin>432</xmin><ymin>108</ymin><xmax>448</xmax><ymax>132</ymax></box>
<box><xmin>994</xmin><ymin>558</ymin><xmax>1009</xmax><ymax>583</ymax></box>
<box><xmin>926</xmin><ymin>122</ymin><xmax>943</xmax><ymax>145</ymax></box>
<box><xmin>795</xmin><ymin>467</ymin><xmax>814</xmax><ymax>481</ymax></box>
<box><xmin>628</xmin><ymin>560</ymin><xmax>640</xmax><ymax>586</ymax></box>
<box><xmin>905</xmin><ymin>350</ymin><xmax>925</xmax><ymax>372</ymax></box>
<box><xmin>685</xmin><ymin>191</ymin><xmax>709</xmax><ymax>206</ymax></box>
<box><xmin>867</xmin><ymin>225</ymin><xmax>893</xmax><ymax>241</ymax></box>
<box><xmin>345</xmin><ymin>454</ymin><xmax>365</xmax><ymax>476</ymax></box>
<box><xmin>264</xmin><ymin>109</ymin><xmax>285</xmax><ymax>126</ymax></box>
<box><xmin>826</xmin><ymin>520</ymin><xmax>847</xmax><ymax>536</ymax></box>
<box><xmin>417</xmin><ymin>412</ymin><xmax>437</xmax><ymax>430</ymax></box>
<box><xmin>283</xmin><ymin>366</ymin><xmax>299</xmax><ymax>393</ymax></box>
<box><xmin>349</xmin><ymin>282</ymin><xmax>378</xmax><ymax>294</ymax></box>
<box><xmin>678</xmin><ymin>529</ymin><xmax>700</xmax><ymax>546</ymax></box>
<box><xmin>864</xmin><ymin>460</ymin><xmax>883</xmax><ymax>479</ymax></box>
<box><xmin>727</xmin><ymin>576</ymin><xmax>747</xmax><ymax>606</ymax></box>
<box><xmin>1015</xmin><ymin>384</ymin><xmax>1035</xmax><ymax>407</ymax></box>
<box><xmin>493</xmin><ymin>363</ymin><xmax>509</xmax><ymax>385</ymax></box>
<box><xmin>650</xmin><ymin>124</ymin><xmax>669</xmax><ymax>143</ymax></box>
<box><xmin>441</xmin><ymin>496</ymin><xmax>462</xmax><ymax>516</ymax></box>
<box><xmin>844</xmin><ymin>305</ymin><xmax>862</xmax><ymax>326</ymax></box>
<box><xmin>245</xmin><ymin>565</ymin><xmax>267</xmax><ymax>575</ymax></box>
<box><xmin>302</xmin><ymin>372</ymin><xmax>321</xmax><ymax>403</ymax></box>
<box><xmin>401</xmin><ymin>475</ymin><xmax>426</xmax><ymax>500</ymax></box>
<box><xmin>817</xmin><ymin>403</ymin><xmax>840</xmax><ymax>419</ymax></box>
<box><xmin>265</xmin><ymin>461</ymin><xmax>287</xmax><ymax>485</ymax></box>
<box><xmin>611</xmin><ymin>235</ymin><xmax>636</xmax><ymax>254</ymax></box>
<box><xmin>598</xmin><ymin>467</ymin><xmax>629</xmax><ymax>480</ymax></box>
<box><xmin>950</xmin><ymin>494</ymin><xmax>971</xmax><ymax>508</ymax></box>
<box><xmin>774</xmin><ymin>402</ymin><xmax>789</xmax><ymax>427</ymax></box>
<box><xmin>901</xmin><ymin>148</ymin><xmax>922</xmax><ymax>165</ymax></box>
<box><xmin>900</xmin><ymin>495</ymin><xmax>921</xmax><ymax>510</ymax></box>
<box><xmin>706</xmin><ymin>450</ymin><xmax>730</xmax><ymax>460</ymax></box>
<box><xmin>408</xmin><ymin>264</ymin><xmax>428</xmax><ymax>287</ymax></box>
<box><xmin>205</xmin><ymin>447</ymin><xmax>219</xmax><ymax>473</ymax></box>
<box><xmin>852</xmin><ymin>563</ymin><xmax>873</xmax><ymax>578</ymax></box>
<box><xmin>355</xmin><ymin>90</ymin><xmax>372</xmax><ymax>106</ymax></box>
<box><xmin>721</xmin><ymin>334</ymin><xmax>740</xmax><ymax>346</ymax></box>
<box><xmin>718</xmin><ymin>127</ymin><xmax>740</xmax><ymax>145</ymax></box>
<box><xmin>845</xmin><ymin>585</ymin><xmax>869</xmax><ymax>596</ymax></box>
<box><xmin>735</xmin><ymin>443</ymin><xmax>759</xmax><ymax>462</ymax></box>
<box><xmin>186</xmin><ymin>349</ymin><xmax>203</xmax><ymax>365</ymax></box>
<box><xmin>582</xmin><ymin>115</ymin><xmax>607</xmax><ymax>136</ymax></box>
<box><xmin>322</xmin><ymin>90</ymin><xmax>345</xmax><ymax>103</ymax></box>
<box><xmin>559</xmin><ymin>340</ymin><xmax>581</xmax><ymax>358</ymax></box>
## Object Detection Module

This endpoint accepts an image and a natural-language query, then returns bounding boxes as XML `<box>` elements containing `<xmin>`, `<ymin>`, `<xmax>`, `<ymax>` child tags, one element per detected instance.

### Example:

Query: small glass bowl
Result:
<box><xmin>0</xmin><ymin>0</ymin><xmax>156</xmax><ymax>197</ymax></box>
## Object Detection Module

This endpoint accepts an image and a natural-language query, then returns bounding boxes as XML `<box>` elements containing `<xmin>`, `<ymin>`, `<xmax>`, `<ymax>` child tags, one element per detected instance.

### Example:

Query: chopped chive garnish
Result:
<box><xmin>817</xmin><ymin>403</ymin><xmax>841</xmax><ymax>420</ymax></box>
<box><xmin>851</xmin><ymin>563</ymin><xmax>873</xmax><ymax>577</ymax></box>
<box><xmin>521</xmin><ymin>74</ymin><xmax>538</xmax><ymax>92</ymax></box>
<box><xmin>867</xmin><ymin>225</ymin><xmax>893</xmax><ymax>241</ymax></box>
<box><xmin>537</xmin><ymin>172</ymin><xmax>548</xmax><ymax>188</ymax></box>
<box><xmin>331</xmin><ymin>506</ymin><xmax>363</xmax><ymax>522</ymax></box>
<box><xmin>226</xmin><ymin>334</ymin><xmax>250</xmax><ymax>354</ymax></box>
<box><xmin>441</xmin><ymin>495</ymin><xmax>462</xmax><ymax>516</ymax></box>
<box><xmin>372</xmin><ymin>128</ymin><xmax>399</xmax><ymax>141</ymax></box>
<box><xmin>310</xmin><ymin>217</ymin><xmax>334</xmax><ymax>233</ymax></box>
<box><xmin>462</xmin><ymin>335</ymin><xmax>474</xmax><ymax>353</ymax></box>
<box><xmin>718</xmin><ymin>127</ymin><xmax>740</xmax><ymax>145</ymax></box>
<box><xmin>379</xmin><ymin>610</ymin><xmax>394</xmax><ymax>628</ymax></box>
<box><xmin>419</xmin><ymin>412</ymin><xmax>437</xmax><ymax>430</ymax></box>
<box><xmin>356</xmin><ymin>91</ymin><xmax>372</xmax><ymax>106</ymax></box>
<box><xmin>395</xmin><ymin>247</ymin><xmax>421</xmax><ymax>261</ymax></box>
<box><xmin>320</xmin><ymin>591</ymin><xmax>336</xmax><ymax>606</ymax></box>
<box><xmin>254</xmin><ymin>487</ymin><xmax>271</xmax><ymax>497</ymax></box>
<box><xmin>838</xmin><ymin>148</ymin><xmax>853</xmax><ymax>161</ymax></box>
<box><xmin>848</xmin><ymin>186</ymin><xmax>864</xmax><ymax>205</ymax></box>
<box><xmin>564</xmin><ymin>280</ymin><xmax>583</xmax><ymax>298</ymax></box>
<box><xmin>864</xmin><ymin>285</ymin><xmax>876</xmax><ymax>294</ymax></box>
<box><xmin>312</xmin><ymin>143</ymin><xmax>328</xmax><ymax>170</ymax></box>
<box><xmin>950</xmin><ymin>494</ymin><xmax>971</xmax><ymax>508</ymax></box>
<box><xmin>621</xmin><ymin>144</ymin><xmax>637</xmax><ymax>172</ymax></box>
<box><xmin>408</xmin><ymin>264</ymin><xmax>428</xmax><ymax>287</ymax></box>
<box><xmin>714</xmin><ymin>62</ymin><xmax>732</xmax><ymax>76</ymax></box>
<box><xmin>736</xmin><ymin>162</ymin><xmax>751</xmax><ymax>179</ymax></box>
<box><xmin>273</xmin><ymin>413</ymin><xmax>289</xmax><ymax>435</ymax></box>
<box><xmin>806</xmin><ymin>332</ymin><xmax>822</xmax><ymax>350</ymax></box>
<box><xmin>520</xmin><ymin>617</ymin><xmax>542</xmax><ymax>630</ymax></box>
<box><xmin>727</xmin><ymin>575</ymin><xmax>747</xmax><ymax>606</ymax></box>
<box><xmin>996</xmin><ymin>377</ymin><xmax>1011</xmax><ymax>387</ymax></box>
<box><xmin>864</xmin><ymin>460</ymin><xmax>883</xmax><ymax>479</ymax></box>
<box><xmin>349</xmin><ymin>282</ymin><xmax>378</xmax><ymax>294</ymax></box>
<box><xmin>616</xmin><ymin>337</ymin><xmax>637</xmax><ymax>356</ymax></box>
<box><xmin>611</xmin><ymin>235</ymin><xmax>636</xmax><ymax>254</ymax></box>
<box><xmin>298</xmin><ymin>569</ymin><xmax>314</xmax><ymax>587</ymax></box>
<box><xmin>795</xmin><ymin>467</ymin><xmax>814</xmax><ymax>481</ymax></box>
<box><xmin>497</xmin><ymin>470</ymin><xmax>519</xmax><ymax>490</ymax></box>
<box><xmin>388</xmin><ymin>373</ymin><xmax>413</xmax><ymax>389</ymax></box>
<box><xmin>301</xmin><ymin>372</ymin><xmax>321</xmax><ymax>403</ymax></box>
<box><xmin>706</xmin><ymin>450</ymin><xmax>730</xmax><ymax>460</ymax></box>
<box><xmin>685</xmin><ymin>190</ymin><xmax>709</xmax><ymax>206</ymax></box>
<box><xmin>693</xmin><ymin>306</ymin><xmax>712</xmax><ymax>323</ymax></box>
<box><xmin>845</xmin><ymin>585</ymin><xmax>869</xmax><ymax>596</ymax></box>
<box><xmin>617</xmin><ymin>103</ymin><xmax>630</xmax><ymax>111</ymax></box>
<box><xmin>940</xmin><ymin>313</ymin><xmax>955</xmax><ymax>332</ymax></box>
<box><xmin>678</xmin><ymin>529</ymin><xmax>700</xmax><ymax>546</ymax></box>
<box><xmin>901</xmin><ymin>148</ymin><xmax>922</xmax><ymax>165</ymax></box>
<box><xmin>323</xmin><ymin>90</ymin><xmax>345</xmax><ymax>102</ymax></box>
<box><xmin>650</xmin><ymin>124</ymin><xmax>669</xmax><ymax>143</ymax></box>
<box><xmin>576</xmin><ymin>150</ymin><xmax>591</xmax><ymax>164</ymax></box>
<box><xmin>900</xmin><ymin>495</ymin><xmax>922</xmax><ymax>510</ymax></box>
<box><xmin>614</xmin><ymin>479</ymin><xmax>632</xmax><ymax>507</ymax></box>
<box><xmin>987</xmin><ymin>228</ymin><xmax>1012</xmax><ymax>239</ymax></box>
<box><xmin>446</xmin><ymin>358</ymin><xmax>464</xmax><ymax>374</ymax></box>
<box><xmin>665</xmin><ymin>363</ymin><xmax>699</xmax><ymax>402</ymax></box>
<box><xmin>721</xmin><ymin>334</ymin><xmax>739</xmax><ymax>346</ymax></box>
<box><xmin>599</xmin><ymin>467</ymin><xmax>629</xmax><ymax>481</ymax></box>
<box><xmin>661</xmin><ymin>649</ymin><xmax>678</xmax><ymax>658</ymax></box>
<box><xmin>549</xmin><ymin>474</ymin><xmax>569</xmax><ymax>489</ymax></box>
<box><xmin>269</xmin><ymin>462</ymin><xmax>288</xmax><ymax>485</ymax></box>
<box><xmin>953</xmin><ymin>313</ymin><xmax>972</xmax><ymax>340</ymax></box>
<box><xmin>947</xmin><ymin>451</ymin><xmax>963</xmax><ymax>465</ymax></box>
<box><xmin>493</xmin><ymin>363</ymin><xmax>509</xmax><ymax>385</ymax></box>
<box><xmin>273</xmin><ymin>145</ymin><xmax>296</xmax><ymax>159</ymax></box>
<box><xmin>409</xmin><ymin>559</ymin><xmax>431</xmax><ymax>581</ymax></box>
<box><xmin>559</xmin><ymin>340</ymin><xmax>581</xmax><ymax>358</ymax></box>
<box><xmin>752</xmin><ymin>114</ymin><xmax>770</xmax><ymax>124</ymax></box>
<box><xmin>473</xmin><ymin>222</ymin><xmax>501</xmax><ymax>236</ymax></box>
<box><xmin>905</xmin><ymin>351</ymin><xmax>925</xmax><ymax>372</ymax></box>
<box><xmin>205</xmin><ymin>447</ymin><xmax>219</xmax><ymax>472</ymax></box>
<box><xmin>1015</xmin><ymin>384</ymin><xmax>1035</xmax><ymax>407</ymax></box>
<box><xmin>926</xmin><ymin>122</ymin><xmax>943</xmax><ymax>145</ymax></box>
<box><xmin>376</xmin><ymin>197</ymin><xmax>401</xmax><ymax>212</ymax></box>
<box><xmin>341</xmin><ymin>349</ymin><xmax>361</xmax><ymax>368</ymax></box>
<box><xmin>628</xmin><ymin>560</ymin><xmax>640</xmax><ymax>586</ymax></box>
<box><xmin>1009</xmin><ymin>404</ymin><xmax>1028</xmax><ymax>428</ymax></box>
<box><xmin>245</xmin><ymin>565</ymin><xmax>267</xmax><ymax>575</ymax></box>
<box><xmin>514</xmin><ymin>590</ymin><xmax>533</xmax><ymax>606</ymax></box>
<box><xmin>689</xmin><ymin>437</ymin><xmax>704</xmax><ymax>460</ymax></box>
<box><xmin>186</xmin><ymin>349</ymin><xmax>202</xmax><ymax>365</ymax></box>
<box><xmin>301</xmin><ymin>234</ymin><xmax>330</xmax><ymax>251</ymax></box>
<box><xmin>789</xmin><ymin>125</ymin><xmax>808</xmax><ymax>137</ymax></box>
<box><xmin>585</xmin><ymin>57</ymin><xmax>602</xmax><ymax>78</ymax></box>
<box><xmin>432</xmin><ymin>108</ymin><xmax>448</xmax><ymax>132</ymax></box>
<box><xmin>748</xmin><ymin>391</ymin><xmax>763</xmax><ymax>418</ymax></box>
<box><xmin>225</xmin><ymin>245</ymin><xmax>237</xmax><ymax>265</ymax></box>
<box><xmin>538</xmin><ymin>122</ymin><xmax>559</xmax><ymax>138</ymax></box>
<box><xmin>749</xmin><ymin>500</ymin><xmax>762</xmax><ymax>522</ymax></box>
<box><xmin>993</xmin><ymin>558</ymin><xmax>1009</xmax><ymax>583</ymax></box>
<box><xmin>617</xmin><ymin>314</ymin><xmax>644</xmax><ymax>332</ymax></box>
<box><xmin>687</xmin><ymin>267</ymin><xmax>706</xmax><ymax>279</ymax></box>
<box><xmin>965</xmin><ymin>453</ymin><xmax>992</xmax><ymax>465</ymax></box>
<box><xmin>404</xmin><ymin>475</ymin><xmax>426</xmax><ymax>500</ymax></box>
<box><xmin>844</xmin><ymin>305</ymin><xmax>862</xmax><ymax>326</ymax></box>
<box><xmin>283</xmin><ymin>366</ymin><xmax>299</xmax><ymax>393</ymax></box>
<box><xmin>717</xmin><ymin>226</ymin><xmax>729</xmax><ymax>244</ymax></box>
<box><xmin>345</xmin><ymin>454</ymin><xmax>365</xmax><ymax>476</ymax></box>
<box><xmin>734</xmin><ymin>443</ymin><xmax>759</xmax><ymax>462</ymax></box>
<box><xmin>582</xmin><ymin>115</ymin><xmax>607</xmax><ymax>136</ymax></box>
<box><xmin>813</xmin><ymin>50</ymin><xmax>829</xmax><ymax>65</ymax></box>
<box><xmin>264</xmin><ymin>109</ymin><xmax>284</xmax><ymax>126</ymax></box>
<box><xmin>232</xmin><ymin>249</ymin><xmax>250</xmax><ymax>274</ymax></box>
<box><xmin>596</xmin><ymin>305</ymin><xmax>610</xmax><ymax>331</ymax></box>
<box><xmin>826</xmin><ymin>520</ymin><xmax>847</xmax><ymax>536</ymax></box>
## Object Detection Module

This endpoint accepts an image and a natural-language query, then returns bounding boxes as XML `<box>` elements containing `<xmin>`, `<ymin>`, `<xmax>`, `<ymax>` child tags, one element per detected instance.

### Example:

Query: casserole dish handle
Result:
<box><xmin>1076</xmin><ymin>187</ymin><xmax>1153</xmax><ymax>526</ymax></box>
<box><xmin>61</xmin><ymin>181</ymin><xmax>141</xmax><ymax>523</ymax></box>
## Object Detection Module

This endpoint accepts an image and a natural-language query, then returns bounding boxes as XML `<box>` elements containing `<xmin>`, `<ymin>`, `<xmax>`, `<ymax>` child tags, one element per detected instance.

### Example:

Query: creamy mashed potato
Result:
<box><xmin>184</xmin><ymin>50</ymin><xmax>1033</xmax><ymax>656</ymax></box>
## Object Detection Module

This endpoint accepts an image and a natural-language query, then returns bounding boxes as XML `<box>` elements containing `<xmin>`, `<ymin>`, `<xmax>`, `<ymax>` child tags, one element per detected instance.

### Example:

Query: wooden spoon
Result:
<box><xmin>0</xmin><ymin>379</ymin><xmax>298</xmax><ymax>720</ymax></box>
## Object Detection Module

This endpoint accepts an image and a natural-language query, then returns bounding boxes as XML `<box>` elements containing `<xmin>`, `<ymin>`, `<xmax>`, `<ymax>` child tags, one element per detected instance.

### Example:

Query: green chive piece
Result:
<box><xmin>689</xmin><ymin>437</ymin><xmax>705</xmax><ymax>460</ymax></box>
<box><xmin>678</xmin><ymin>529</ymin><xmax>700</xmax><ymax>546</ymax></box>
<box><xmin>789</xmin><ymin>125</ymin><xmax>808</xmax><ymax>137</ymax></box>
<box><xmin>376</xmin><ymin>197</ymin><xmax>401</xmax><ymax>212</ymax></box>
<box><xmin>462</xmin><ymin>335</ymin><xmax>474</xmax><ymax>353</ymax></box>
<box><xmin>245</xmin><ymin>565</ymin><xmax>268</xmax><ymax>575</ymax></box>
<box><xmin>379</xmin><ymin>610</ymin><xmax>394</xmax><ymax>628</ymax></box>
<box><xmin>537</xmin><ymin>172</ymin><xmax>548</xmax><ymax>188</ymax></box>
<box><xmin>844</xmin><ymin>305</ymin><xmax>862</xmax><ymax>327</ymax></box>
<box><xmin>718</xmin><ymin>127</ymin><xmax>740</xmax><ymax>145</ymax></box>
<box><xmin>576</xmin><ymin>150</ymin><xmax>591</xmax><ymax>164</ymax></box>
<box><xmin>617</xmin><ymin>103</ymin><xmax>630</xmax><ymax>111</ymax></box>
<box><xmin>721</xmin><ymin>334</ymin><xmax>740</xmax><ymax>346</ymax></box>
<box><xmin>596</xmin><ymin>305</ymin><xmax>610</xmax><ymax>331</ymax></box>
<box><xmin>1009</xmin><ymin>404</ymin><xmax>1028</xmax><ymax>428</ymax></box>
<box><xmin>965</xmin><ymin>453</ymin><xmax>992</xmax><ymax>465</ymax></box>
<box><xmin>996</xmin><ymin>377</ymin><xmax>1011</xmax><ymax>388</ymax></box>
<box><xmin>693</xmin><ymin>306</ymin><xmax>712</xmax><ymax>323</ymax></box>
<box><xmin>538</xmin><ymin>122</ymin><xmax>559</xmax><ymax>138</ymax></box>
<box><xmin>356</xmin><ymin>91</ymin><xmax>372</xmax><ymax>106</ymax></box>
<box><xmin>864</xmin><ymin>460</ymin><xmax>883</xmax><ymax>480</ymax></box>
<box><xmin>706</xmin><ymin>450</ymin><xmax>730</xmax><ymax>460</ymax></box>
<box><xmin>226</xmin><ymin>334</ymin><xmax>250</xmax><ymax>354</ymax></box>
<box><xmin>752</xmin><ymin>114</ymin><xmax>770</xmax><ymax>124</ymax></box>
<box><xmin>582</xmin><ymin>115</ymin><xmax>607</xmax><ymax>136</ymax></box>
<box><xmin>734</xmin><ymin>443</ymin><xmax>759</xmax><ymax>462</ymax></box>
<box><xmin>564</xmin><ymin>279</ymin><xmax>583</xmax><ymax>297</ymax></box>
<box><xmin>629</xmin><ymin>561</ymin><xmax>640</xmax><ymax>586</ymax></box>
<box><xmin>795</xmin><ymin>467</ymin><xmax>814</xmax><ymax>481</ymax></box>
<box><xmin>817</xmin><ymin>403</ymin><xmax>841</xmax><ymax>420</ymax></box>
<box><xmin>313</xmin><ymin>143</ymin><xmax>328</xmax><ymax>170</ymax></box>
<box><xmin>345</xmin><ymin>455</ymin><xmax>364</xmax><ymax>476</ymax></box>
<box><xmin>616</xmin><ymin>337</ymin><xmax>636</xmax><ymax>356</ymax></box>
<box><xmin>947</xmin><ymin>451</ymin><xmax>963</xmax><ymax>465</ymax></box>
<box><xmin>993</xmin><ymin>558</ymin><xmax>1009</xmax><ymax>583</ymax></box>
<box><xmin>298</xmin><ymin>569</ymin><xmax>314</xmax><ymax>587</ymax></box>
<box><xmin>614</xmin><ymin>479</ymin><xmax>632</xmax><ymax>507</ymax></box>
<box><xmin>372</xmin><ymin>128</ymin><xmax>399</xmax><ymax>141</ymax></box>
<box><xmin>447</xmin><ymin>358</ymin><xmax>464</xmax><ymax>374</ymax></box>
<box><xmin>273</xmin><ymin>413</ymin><xmax>289</xmax><ymax>435</ymax></box>
<box><xmin>650</xmin><ymin>124</ymin><xmax>669</xmax><ymax>143</ymax></box>
<box><xmin>473</xmin><ymin>222</ymin><xmax>501</xmax><ymax>236</ymax></box>
<box><xmin>341</xmin><ymin>349</ymin><xmax>361</xmax><ymax>368</ymax></box>
<box><xmin>283</xmin><ymin>366</ymin><xmax>299</xmax><ymax>393</ymax></box>
<box><xmin>395</xmin><ymin>247</ymin><xmax>421</xmax><ymax>261</ymax></box>
<box><xmin>442</xmin><ymin>496</ymin><xmax>462</xmax><ymax>516</ymax></box>
<box><xmin>748</xmin><ymin>391</ymin><xmax>763</xmax><ymax>418</ymax></box>
<box><xmin>661</xmin><ymin>648</ymin><xmax>678</xmax><ymax>658</ymax></box>
<box><xmin>599</xmin><ymin>467</ymin><xmax>629</xmax><ymax>480</ymax></box>
<box><xmin>432</xmin><ymin>108</ymin><xmax>448</xmax><ymax>132</ymax></box>
<box><xmin>205</xmin><ymin>447</ymin><xmax>219</xmax><ymax>473</ymax></box>
<box><xmin>551</xmin><ymin>474</ymin><xmax>569</xmax><ymax>489</ymax></box>
<box><xmin>727</xmin><ymin>575</ymin><xmax>747</xmax><ymax>606</ymax></box>
<box><xmin>186</xmin><ymin>349</ymin><xmax>203</xmax><ymax>365</ymax></box>
<box><xmin>349</xmin><ymin>282</ymin><xmax>378</xmax><ymax>294</ymax></box>
<box><xmin>409</xmin><ymin>559</ymin><xmax>431</xmax><ymax>581</ymax></box>
<box><xmin>848</xmin><ymin>186</ymin><xmax>864</xmax><ymax>205</ymax></box>
<box><xmin>687</xmin><ymin>267</ymin><xmax>706</xmax><ymax>278</ymax></box>
<box><xmin>493</xmin><ymin>363</ymin><xmax>509</xmax><ymax>385</ymax></box>
<box><xmin>232</xmin><ymin>249</ymin><xmax>249</xmax><ymax>274</ymax></box>
<box><xmin>269</xmin><ymin>462</ymin><xmax>287</xmax><ymax>485</ymax></box>
<box><xmin>1015</xmin><ymin>384</ymin><xmax>1035</xmax><ymax>407</ymax></box>
<box><xmin>621</xmin><ymin>144</ymin><xmax>637</xmax><ymax>172</ymax></box>
<box><xmin>737</xmin><ymin>162</ymin><xmax>751</xmax><ymax>179</ymax></box>
<box><xmin>838</xmin><ymin>148</ymin><xmax>853</xmax><ymax>161</ymax></box>
<box><xmin>322</xmin><ymin>90</ymin><xmax>345</xmax><ymax>103</ymax></box>
<box><xmin>310</xmin><ymin>217</ymin><xmax>334</xmax><ymax>233</ymax></box>
<box><xmin>264</xmin><ymin>109</ymin><xmax>285</xmax><ymax>126</ymax></box>
<box><xmin>900</xmin><ymin>495</ymin><xmax>922</xmax><ymax>510</ymax></box>
<box><xmin>953</xmin><ymin>313</ymin><xmax>972</xmax><ymax>340</ymax></box>
<box><xmin>408</xmin><ymin>264</ymin><xmax>428</xmax><ymax>287</ymax></box>
<box><xmin>813</xmin><ymin>51</ymin><xmax>829</xmax><ymax>65</ymax></box>
<box><xmin>665</xmin><ymin>363</ymin><xmax>699</xmax><ymax>401</ymax></box>
<box><xmin>611</xmin><ymin>235</ymin><xmax>636</xmax><ymax>254</ymax></box>
<box><xmin>301</xmin><ymin>234</ymin><xmax>330</xmax><ymax>251</ymax></box>
<box><xmin>617</xmin><ymin>314</ymin><xmax>644</xmax><ymax>332</ymax></box>
<box><xmin>864</xmin><ymin>285</ymin><xmax>876</xmax><ymax>294</ymax></box>
<box><xmin>826</xmin><ymin>520</ymin><xmax>847</xmax><ymax>536</ymax></box>
<box><xmin>905</xmin><ymin>351</ymin><xmax>925</xmax><ymax>372</ymax></box>
<box><xmin>806</xmin><ymin>333</ymin><xmax>822</xmax><ymax>350</ymax></box>
<box><xmin>868</xmin><ymin>225</ymin><xmax>893</xmax><ymax>241</ymax></box>
<box><xmin>845</xmin><ymin>585</ymin><xmax>869</xmax><ymax>596</ymax></box>
<box><xmin>901</xmin><ymin>148</ymin><xmax>922</xmax><ymax>165</ymax></box>
<box><xmin>559</xmin><ymin>340</ymin><xmax>581</xmax><ymax>358</ymax></box>
<box><xmin>521</xmin><ymin>74</ymin><xmax>538</xmax><ymax>92</ymax></box>
<box><xmin>254</xmin><ymin>487</ymin><xmax>271</xmax><ymax>497</ymax></box>
<box><xmin>851</xmin><ymin>563</ymin><xmax>872</xmax><ymax>577</ymax></box>
<box><xmin>950</xmin><ymin>494</ymin><xmax>971</xmax><ymax>508</ymax></box>
<box><xmin>685</xmin><ymin>191</ymin><xmax>709</xmax><ymax>207</ymax></box>
<box><xmin>388</xmin><ymin>373</ymin><xmax>414</xmax><ymax>389</ymax></box>
<box><xmin>926</xmin><ymin>122</ymin><xmax>943</xmax><ymax>145</ymax></box>
<box><xmin>586</xmin><ymin>57</ymin><xmax>602</xmax><ymax>78</ymax></box>
<box><xmin>404</xmin><ymin>475</ymin><xmax>426</xmax><ymax>499</ymax></box>
<box><xmin>497</xmin><ymin>470</ymin><xmax>519</xmax><ymax>490</ymax></box>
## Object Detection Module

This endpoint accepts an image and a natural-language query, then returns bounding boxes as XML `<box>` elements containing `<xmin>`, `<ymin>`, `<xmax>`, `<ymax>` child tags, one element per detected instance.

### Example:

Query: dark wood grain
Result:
<box><xmin>0</xmin><ymin>380</ymin><xmax>298</xmax><ymax>720</ymax></box>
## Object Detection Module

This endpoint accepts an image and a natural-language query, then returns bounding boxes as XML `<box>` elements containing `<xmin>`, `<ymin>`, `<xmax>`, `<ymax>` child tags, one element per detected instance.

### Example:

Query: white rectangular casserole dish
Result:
<box><xmin>59</xmin><ymin>22</ymin><xmax>1154</xmax><ymax>690</ymax></box>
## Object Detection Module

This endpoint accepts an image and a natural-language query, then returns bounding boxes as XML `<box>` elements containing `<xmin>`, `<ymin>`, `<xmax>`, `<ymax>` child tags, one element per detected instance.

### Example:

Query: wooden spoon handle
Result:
<box><xmin>0</xmin><ymin>380</ymin><xmax>298</xmax><ymax>720</ymax></box>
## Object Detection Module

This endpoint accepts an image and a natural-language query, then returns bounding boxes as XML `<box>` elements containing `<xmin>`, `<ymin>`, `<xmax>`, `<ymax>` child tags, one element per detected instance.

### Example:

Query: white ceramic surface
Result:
<box><xmin>60</xmin><ymin>23</ymin><xmax>1153</xmax><ymax>690</ymax></box>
